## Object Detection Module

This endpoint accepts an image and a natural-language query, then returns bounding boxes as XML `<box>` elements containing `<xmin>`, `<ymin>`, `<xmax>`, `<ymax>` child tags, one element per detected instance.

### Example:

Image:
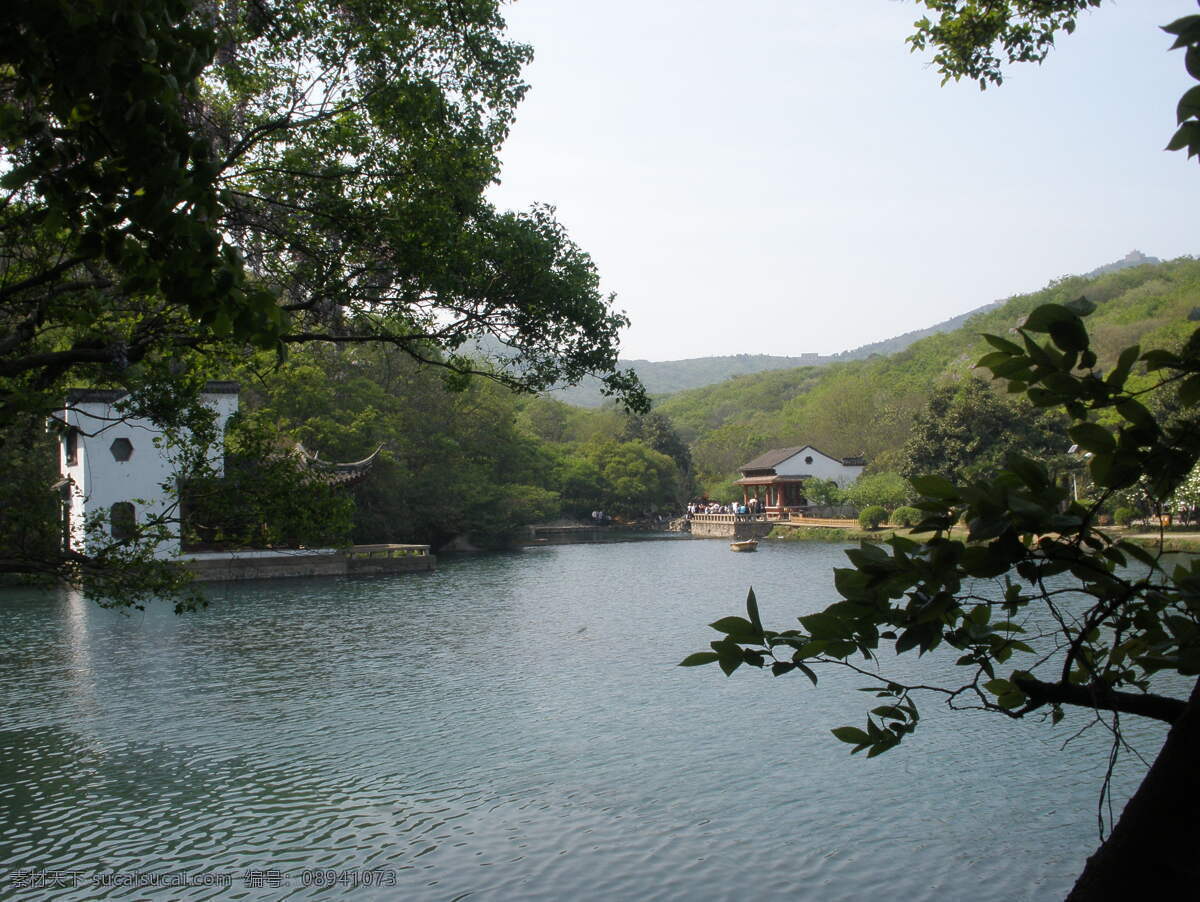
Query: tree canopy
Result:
<box><xmin>1</xmin><ymin>1</ymin><xmax>644</xmax><ymax>427</ymax></box>
<box><xmin>1</xmin><ymin>0</ymin><xmax>646</xmax><ymax>595</ymax></box>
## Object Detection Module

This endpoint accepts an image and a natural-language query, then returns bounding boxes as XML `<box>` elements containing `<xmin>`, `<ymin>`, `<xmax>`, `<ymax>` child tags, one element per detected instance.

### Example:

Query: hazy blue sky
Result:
<box><xmin>487</xmin><ymin>0</ymin><xmax>1200</xmax><ymax>361</ymax></box>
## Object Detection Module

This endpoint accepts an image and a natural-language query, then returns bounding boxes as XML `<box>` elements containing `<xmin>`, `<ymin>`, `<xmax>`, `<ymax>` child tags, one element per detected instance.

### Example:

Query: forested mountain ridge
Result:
<box><xmin>655</xmin><ymin>256</ymin><xmax>1200</xmax><ymax>493</ymax></box>
<box><xmin>547</xmin><ymin>251</ymin><xmax>1167</xmax><ymax>407</ymax></box>
<box><xmin>545</xmin><ymin>353</ymin><xmax>826</xmax><ymax>407</ymax></box>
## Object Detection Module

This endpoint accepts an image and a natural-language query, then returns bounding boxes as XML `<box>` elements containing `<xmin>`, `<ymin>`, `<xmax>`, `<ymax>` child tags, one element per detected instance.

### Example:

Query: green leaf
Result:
<box><xmin>679</xmin><ymin>652</ymin><xmax>719</xmax><ymax>667</ymax></box>
<box><xmin>831</xmin><ymin>726</ymin><xmax>871</xmax><ymax>745</ymax></box>
<box><xmin>796</xmin><ymin>662</ymin><xmax>819</xmax><ymax>686</ymax></box>
<box><xmin>997</xmin><ymin>691</ymin><xmax>1026</xmax><ymax>710</ymax></box>
<box><xmin>983</xmin><ymin>678</ymin><xmax>1012</xmax><ymax>696</ymax></box>
<box><xmin>981</xmin><ymin>333</ymin><xmax>1024</xmax><ymax>355</ymax></box>
<box><xmin>910</xmin><ymin>474</ymin><xmax>958</xmax><ymax>500</ymax></box>
<box><xmin>1106</xmin><ymin>345</ymin><xmax>1140</xmax><ymax>390</ymax></box>
<box><xmin>1068</xmin><ymin>422</ymin><xmax>1115</xmax><ymax>454</ymax></box>
<box><xmin>745</xmin><ymin>586</ymin><xmax>763</xmax><ymax>634</ymax></box>
<box><xmin>710</xmin><ymin>616</ymin><xmax>758</xmax><ymax>638</ymax></box>
<box><xmin>1116</xmin><ymin>399</ymin><xmax>1156</xmax><ymax>431</ymax></box>
<box><xmin>1023</xmin><ymin>303</ymin><xmax>1078</xmax><ymax>334</ymax></box>
<box><xmin>800</xmin><ymin>611</ymin><xmax>848</xmax><ymax>639</ymax></box>
<box><xmin>1179</xmin><ymin>374</ymin><xmax>1200</xmax><ymax>407</ymax></box>
<box><xmin>1063</xmin><ymin>296</ymin><xmax>1097</xmax><ymax>317</ymax></box>
<box><xmin>1177</xmin><ymin>84</ymin><xmax>1200</xmax><ymax>125</ymax></box>
<box><xmin>1049</xmin><ymin>318</ymin><xmax>1089</xmax><ymax>353</ymax></box>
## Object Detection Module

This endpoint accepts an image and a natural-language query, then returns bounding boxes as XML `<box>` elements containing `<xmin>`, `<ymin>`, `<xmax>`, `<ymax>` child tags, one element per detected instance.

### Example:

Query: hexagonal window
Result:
<box><xmin>109</xmin><ymin>438</ymin><xmax>134</xmax><ymax>462</ymax></box>
<box><xmin>804</xmin><ymin>456</ymin><xmax>813</xmax><ymax>465</ymax></box>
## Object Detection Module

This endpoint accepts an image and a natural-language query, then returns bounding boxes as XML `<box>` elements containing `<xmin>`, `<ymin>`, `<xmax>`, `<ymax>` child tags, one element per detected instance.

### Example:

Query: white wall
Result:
<box><xmin>773</xmin><ymin>446</ymin><xmax>864</xmax><ymax>486</ymax></box>
<box><xmin>60</xmin><ymin>388</ymin><xmax>238</xmax><ymax>558</ymax></box>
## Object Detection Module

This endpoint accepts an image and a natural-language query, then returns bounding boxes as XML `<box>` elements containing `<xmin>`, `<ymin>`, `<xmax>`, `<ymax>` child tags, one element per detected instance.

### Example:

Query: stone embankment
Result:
<box><xmin>183</xmin><ymin>544</ymin><xmax>434</xmax><ymax>582</ymax></box>
<box><xmin>680</xmin><ymin>514</ymin><xmax>774</xmax><ymax>540</ymax></box>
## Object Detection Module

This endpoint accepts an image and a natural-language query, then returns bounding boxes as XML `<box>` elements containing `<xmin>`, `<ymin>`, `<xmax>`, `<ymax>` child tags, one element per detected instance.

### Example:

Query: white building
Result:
<box><xmin>735</xmin><ymin>445</ymin><xmax>866</xmax><ymax>516</ymax></box>
<box><xmin>57</xmin><ymin>383</ymin><xmax>239</xmax><ymax>557</ymax></box>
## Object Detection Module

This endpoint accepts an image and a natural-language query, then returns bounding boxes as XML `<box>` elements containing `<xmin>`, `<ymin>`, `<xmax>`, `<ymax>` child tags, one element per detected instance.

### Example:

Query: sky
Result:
<box><xmin>486</xmin><ymin>0</ymin><xmax>1200</xmax><ymax>362</ymax></box>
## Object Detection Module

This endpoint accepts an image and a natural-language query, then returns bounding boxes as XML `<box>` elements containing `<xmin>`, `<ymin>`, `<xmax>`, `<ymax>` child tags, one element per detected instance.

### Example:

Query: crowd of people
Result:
<box><xmin>684</xmin><ymin>498</ymin><xmax>761</xmax><ymax>517</ymax></box>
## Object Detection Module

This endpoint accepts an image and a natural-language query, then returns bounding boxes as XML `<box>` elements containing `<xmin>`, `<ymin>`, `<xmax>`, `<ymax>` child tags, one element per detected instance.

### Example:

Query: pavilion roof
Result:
<box><xmin>733</xmin><ymin>474</ymin><xmax>809</xmax><ymax>486</ymax></box>
<box><xmin>294</xmin><ymin>443</ymin><xmax>383</xmax><ymax>486</ymax></box>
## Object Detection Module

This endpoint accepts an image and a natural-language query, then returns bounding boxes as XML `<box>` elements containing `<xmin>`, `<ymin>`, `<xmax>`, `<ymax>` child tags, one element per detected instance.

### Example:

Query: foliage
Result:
<box><xmin>890</xmin><ymin>506</ymin><xmax>924</xmax><ymax>528</ymax></box>
<box><xmin>1113</xmin><ymin>506</ymin><xmax>1137</xmax><ymax>527</ymax></box>
<box><xmin>843</xmin><ymin>472</ymin><xmax>911</xmax><ymax>512</ymax></box>
<box><xmin>582</xmin><ymin>440</ymin><xmax>680</xmax><ymax>517</ymax></box>
<box><xmin>856</xmin><ymin>506</ymin><xmax>888</xmax><ymax>530</ymax></box>
<box><xmin>907</xmin><ymin>1</ymin><xmax>1103</xmax><ymax>89</ymax></box>
<box><xmin>908</xmin><ymin>0</ymin><xmax>1200</xmax><ymax>154</ymax></box>
<box><xmin>618</xmin><ymin>412</ymin><xmax>694</xmax><ymax>496</ymax></box>
<box><xmin>1</xmin><ymin>0</ymin><xmax>646</xmax><ymax>599</ymax></box>
<box><xmin>899</xmin><ymin>377</ymin><xmax>1069</xmax><ymax>483</ymax></box>
<box><xmin>658</xmin><ymin>259</ymin><xmax>1200</xmax><ymax>501</ymax></box>
<box><xmin>182</xmin><ymin>418</ymin><xmax>354</xmax><ymax>550</ymax></box>
<box><xmin>1</xmin><ymin>0</ymin><xmax>644</xmax><ymax>420</ymax></box>
<box><xmin>803</xmin><ymin>478</ymin><xmax>844</xmax><ymax>506</ymax></box>
<box><xmin>0</xmin><ymin>416</ymin><xmax>72</xmax><ymax>585</ymax></box>
<box><xmin>685</xmin><ymin>302</ymin><xmax>1200</xmax><ymax>889</ymax></box>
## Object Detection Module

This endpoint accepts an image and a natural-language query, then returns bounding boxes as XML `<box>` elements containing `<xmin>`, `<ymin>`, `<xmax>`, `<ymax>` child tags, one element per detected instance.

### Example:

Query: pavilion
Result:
<box><xmin>734</xmin><ymin>445</ymin><xmax>866</xmax><ymax>518</ymax></box>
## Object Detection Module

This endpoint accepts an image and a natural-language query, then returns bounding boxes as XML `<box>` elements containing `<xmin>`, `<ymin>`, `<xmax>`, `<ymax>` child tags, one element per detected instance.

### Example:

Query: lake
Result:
<box><xmin>0</xmin><ymin>539</ymin><xmax>1171</xmax><ymax>900</ymax></box>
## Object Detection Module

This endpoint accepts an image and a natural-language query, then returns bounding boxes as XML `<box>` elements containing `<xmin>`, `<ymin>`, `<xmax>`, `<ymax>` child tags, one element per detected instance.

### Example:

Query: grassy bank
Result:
<box><xmin>767</xmin><ymin>525</ymin><xmax>902</xmax><ymax>543</ymax></box>
<box><xmin>1120</xmin><ymin>531</ymin><xmax>1200</xmax><ymax>554</ymax></box>
<box><xmin>769</xmin><ymin>524</ymin><xmax>1200</xmax><ymax>554</ymax></box>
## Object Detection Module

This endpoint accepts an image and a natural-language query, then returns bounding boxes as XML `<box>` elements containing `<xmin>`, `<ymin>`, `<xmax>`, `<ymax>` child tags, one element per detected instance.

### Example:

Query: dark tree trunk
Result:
<box><xmin>1067</xmin><ymin>676</ymin><xmax>1200</xmax><ymax>900</ymax></box>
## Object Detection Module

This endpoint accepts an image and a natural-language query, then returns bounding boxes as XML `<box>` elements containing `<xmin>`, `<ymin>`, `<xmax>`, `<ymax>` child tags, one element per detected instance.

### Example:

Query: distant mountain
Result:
<box><xmin>544</xmin><ymin>300</ymin><xmax>1002</xmax><ymax>407</ymax></box>
<box><xmin>657</xmin><ymin>255</ymin><xmax>1200</xmax><ymax>479</ymax></box>
<box><xmin>547</xmin><ymin>354</ymin><xmax>823</xmax><ymax>407</ymax></box>
<box><xmin>535</xmin><ymin>250</ymin><xmax>1168</xmax><ymax>408</ymax></box>
<box><xmin>827</xmin><ymin>300</ymin><xmax>1002</xmax><ymax>362</ymax></box>
<box><xmin>1081</xmin><ymin>249</ymin><xmax>1161</xmax><ymax>280</ymax></box>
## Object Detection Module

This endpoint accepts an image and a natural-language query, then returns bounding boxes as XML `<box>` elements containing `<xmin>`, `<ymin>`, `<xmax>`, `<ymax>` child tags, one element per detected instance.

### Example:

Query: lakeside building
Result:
<box><xmin>57</xmin><ymin>382</ymin><xmax>241</xmax><ymax>558</ymax></box>
<box><xmin>734</xmin><ymin>445</ymin><xmax>865</xmax><ymax>517</ymax></box>
<box><xmin>54</xmin><ymin>384</ymin><xmax>417</xmax><ymax>580</ymax></box>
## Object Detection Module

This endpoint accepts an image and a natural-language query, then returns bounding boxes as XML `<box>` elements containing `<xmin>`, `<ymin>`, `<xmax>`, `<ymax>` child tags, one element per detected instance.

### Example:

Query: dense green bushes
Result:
<box><xmin>857</xmin><ymin>506</ymin><xmax>888</xmax><ymax>530</ymax></box>
<box><xmin>890</xmin><ymin>506</ymin><xmax>924</xmax><ymax>527</ymax></box>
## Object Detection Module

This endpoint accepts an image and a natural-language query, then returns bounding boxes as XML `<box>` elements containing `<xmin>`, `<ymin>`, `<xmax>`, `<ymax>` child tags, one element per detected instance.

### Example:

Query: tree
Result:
<box><xmin>584</xmin><ymin>440</ymin><xmax>681</xmax><ymax>517</ymax></box>
<box><xmin>898</xmin><ymin>377</ymin><xmax>1069</xmax><ymax>483</ymax></box>
<box><xmin>2</xmin><ymin>1</ymin><xmax>645</xmax><ymax>597</ymax></box>
<box><xmin>685</xmin><ymin>302</ymin><xmax>1200</xmax><ymax>896</ymax></box>
<box><xmin>684</xmin><ymin>5</ymin><xmax>1200</xmax><ymax>895</ymax></box>
<box><xmin>619</xmin><ymin>411</ymin><xmax>695</xmax><ymax>496</ymax></box>
<box><xmin>841</xmin><ymin>472</ymin><xmax>911</xmax><ymax>512</ymax></box>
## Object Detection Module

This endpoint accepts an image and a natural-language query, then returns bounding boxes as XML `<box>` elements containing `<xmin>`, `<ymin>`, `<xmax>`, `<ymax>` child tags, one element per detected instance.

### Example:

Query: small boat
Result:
<box><xmin>729</xmin><ymin>540</ymin><xmax>758</xmax><ymax>552</ymax></box>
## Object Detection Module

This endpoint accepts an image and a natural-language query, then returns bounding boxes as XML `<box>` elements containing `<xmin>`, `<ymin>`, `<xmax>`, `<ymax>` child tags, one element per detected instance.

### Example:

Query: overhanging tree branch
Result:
<box><xmin>1016</xmin><ymin>675</ymin><xmax>1188</xmax><ymax>724</ymax></box>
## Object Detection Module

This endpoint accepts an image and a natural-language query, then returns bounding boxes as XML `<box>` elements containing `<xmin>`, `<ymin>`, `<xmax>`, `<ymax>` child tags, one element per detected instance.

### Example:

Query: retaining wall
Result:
<box><xmin>183</xmin><ymin>545</ymin><xmax>434</xmax><ymax>582</ymax></box>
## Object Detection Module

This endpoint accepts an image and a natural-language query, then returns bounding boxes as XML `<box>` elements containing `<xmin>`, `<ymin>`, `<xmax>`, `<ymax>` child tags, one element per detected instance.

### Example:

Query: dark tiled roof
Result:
<box><xmin>739</xmin><ymin>446</ymin><xmax>808</xmax><ymax>471</ymax></box>
<box><xmin>739</xmin><ymin>444</ymin><xmax>853</xmax><ymax>472</ymax></box>
<box><xmin>734</xmin><ymin>474</ymin><xmax>809</xmax><ymax>485</ymax></box>
<box><xmin>65</xmin><ymin>388</ymin><xmax>127</xmax><ymax>403</ymax></box>
<box><xmin>66</xmin><ymin>381</ymin><xmax>240</xmax><ymax>404</ymax></box>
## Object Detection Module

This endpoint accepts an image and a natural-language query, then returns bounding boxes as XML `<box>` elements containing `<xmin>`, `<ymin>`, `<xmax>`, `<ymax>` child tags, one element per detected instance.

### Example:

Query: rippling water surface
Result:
<box><xmin>0</xmin><ymin>539</ymin><xmax>1172</xmax><ymax>899</ymax></box>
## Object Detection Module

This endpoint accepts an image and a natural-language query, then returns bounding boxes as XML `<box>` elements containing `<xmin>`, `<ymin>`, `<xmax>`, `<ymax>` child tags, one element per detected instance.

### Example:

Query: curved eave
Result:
<box><xmin>734</xmin><ymin>475</ymin><xmax>809</xmax><ymax>486</ymax></box>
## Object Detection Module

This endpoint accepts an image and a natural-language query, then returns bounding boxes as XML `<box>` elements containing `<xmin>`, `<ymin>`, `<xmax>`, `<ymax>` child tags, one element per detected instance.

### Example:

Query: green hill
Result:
<box><xmin>656</xmin><ymin>257</ymin><xmax>1200</xmax><ymax>489</ymax></box>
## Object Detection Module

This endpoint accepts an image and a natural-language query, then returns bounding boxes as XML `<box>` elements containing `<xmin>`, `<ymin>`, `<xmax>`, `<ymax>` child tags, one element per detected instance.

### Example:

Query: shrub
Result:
<box><xmin>1114</xmin><ymin>506</ymin><xmax>1138</xmax><ymax>527</ymax></box>
<box><xmin>843</xmin><ymin>472</ymin><xmax>910</xmax><ymax>510</ymax></box>
<box><xmin>858</xmin><ymin>505</ymin><xmax>887</xmax><ymax>530</ymax></box>
<box><xmin>891</xmin><ymin>505</ymin><xmax>924</xmax><ymax>528</ymax></box>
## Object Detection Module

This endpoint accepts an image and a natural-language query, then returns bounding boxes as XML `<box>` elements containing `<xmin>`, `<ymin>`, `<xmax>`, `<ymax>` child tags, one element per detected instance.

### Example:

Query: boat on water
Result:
<box><xmin>729</xmin><ymin>540</ymin><xmax>758</xmax><ymax>552</ymax></box>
